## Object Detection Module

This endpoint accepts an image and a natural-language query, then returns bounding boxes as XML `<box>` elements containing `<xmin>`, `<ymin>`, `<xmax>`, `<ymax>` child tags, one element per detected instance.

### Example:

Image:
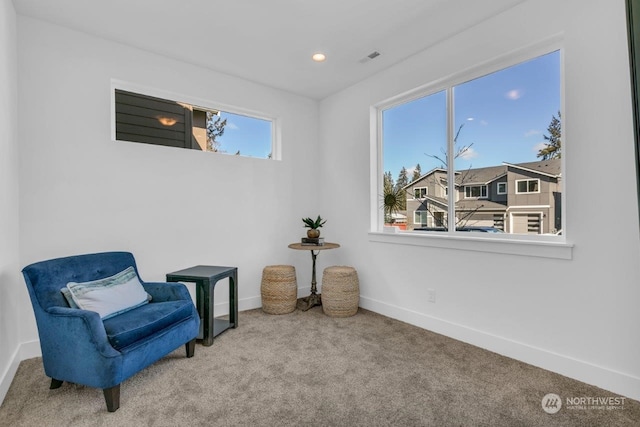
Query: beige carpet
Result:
<box><xmin>1</xmin><ymin>307</ymin><xmax>639</xmax><ymax>426</ymax></box>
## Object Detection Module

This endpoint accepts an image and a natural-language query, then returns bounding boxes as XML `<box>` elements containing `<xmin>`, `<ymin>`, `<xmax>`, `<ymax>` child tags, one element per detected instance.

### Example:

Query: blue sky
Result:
<box><xmin>383</xmin><ymin>50</ymin><xmax>560</xmax><ymax>179</ymax></box>
<box><xmin>215</xmin><ymin>111</ymin><xmax>272</xmax><ymax>158</ymax></box>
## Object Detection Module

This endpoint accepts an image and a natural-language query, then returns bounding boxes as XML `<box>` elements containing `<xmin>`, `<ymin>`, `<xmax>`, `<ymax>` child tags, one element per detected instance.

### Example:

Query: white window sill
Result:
<box><xmin>368</xmin><ymin>230</ymin><xmax>573</xmax><ymax>260</ymax></box>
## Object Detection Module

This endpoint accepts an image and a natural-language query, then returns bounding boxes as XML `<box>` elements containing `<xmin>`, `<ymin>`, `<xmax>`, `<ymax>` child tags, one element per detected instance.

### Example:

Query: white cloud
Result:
<box><xmin>466</xmin><ymin>117</ymin><xmax>474</xmax><ymax>121</ymax></box>
<box><xmin>458</xmin><ymin>146</ymin><xmax>478</xmax><ymax>160</ymax></box>
<box><xmin>226</xmin><ymin>122</ymin><xmax>239</xmax><ymax>130</ymax></box>
<box><xmin>505</xmin><ymin>89</ymin><xmax>523</xmax><ymax>100</ymax></box>
<box><xmin>525</xmin><ymin>129</ymin><xmax>542</xmax><ymax>137</ymax></box>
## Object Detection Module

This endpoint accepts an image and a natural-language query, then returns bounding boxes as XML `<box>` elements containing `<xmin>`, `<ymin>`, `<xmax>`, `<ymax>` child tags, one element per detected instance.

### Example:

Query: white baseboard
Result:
<box><xmin>0</xmin><ymin>340</ymin><xmax>41</xmax><ymax>406</ymax></box>
<box><xmin>359</xmin><ymin>296</ymin><xmax>640</xmax><ymax>401</ymax></box>
<box><xmin>238</xmin><ymin>295</ymin><xmax>262</xmax><ymax>312</ymax></box>
<box><xmin>0</xmin><ymin>349</ymin><xmax>20</xmax><ymax>406</ymax></box>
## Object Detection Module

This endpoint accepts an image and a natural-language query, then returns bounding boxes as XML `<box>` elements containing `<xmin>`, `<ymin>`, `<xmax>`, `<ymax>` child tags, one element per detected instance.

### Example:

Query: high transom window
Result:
<box><xmin>112</xmin><ymin>85</ymin><xmax>275</xmax><ymax>159</ymax></box>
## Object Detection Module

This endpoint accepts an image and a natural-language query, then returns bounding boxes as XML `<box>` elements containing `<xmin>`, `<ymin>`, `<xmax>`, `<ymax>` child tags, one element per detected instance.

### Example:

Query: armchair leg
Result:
<box><xmin>103</xmin><ymin>385</ymin><xmax>120</xmax><ymax>412</ymax></box>
<box><xmin>186</xmin><ymin>338</ymin><xmax>196</xmax><ymax>358</ymax></box>
<box><xmin>50</xmin><ymin>378</ymin><xmax>63</xmax><ymax>389</ymax></box>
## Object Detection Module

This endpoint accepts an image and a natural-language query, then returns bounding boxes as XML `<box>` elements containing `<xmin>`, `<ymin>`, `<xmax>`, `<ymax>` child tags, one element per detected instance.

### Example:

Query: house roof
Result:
<box><xmin>454</xmin><ymin>165</ymin><xmax>506</xmax><ymax>186</ymax></box>
<box><xmin>503</xmin><ymin>159</ymin><xmax>561</xmax><ymax>178</ymax></box>
<box><xmin>408</xmin><ymin>158</ymin><xmax>561</xmax><ymax>187</ymax></box>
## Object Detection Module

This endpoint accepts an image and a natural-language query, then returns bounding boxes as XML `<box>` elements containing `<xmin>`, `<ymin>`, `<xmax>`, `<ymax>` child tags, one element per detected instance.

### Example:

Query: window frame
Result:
<box><xmin>414</xmin><ymin>211</ymin><xmax>429</xmax><ymax>226</ymax></box>
<box><xmin>413</xmin><ymin>187</ymin><xmax>428</xmax><ymax>199</ymax></box>
<box><xmin>369</xmin><ymin>36</ymin><xmax>571</xmax><ymax>260</ymax></box>
<box><xmin>110</xmin><ymin>79</ymin><xmax>281</xmax><ymax>160</ymax></box>
<box><xmin>515</xmin><ymin>178</ymin><xmax>541</xmax><ymax>194</ymax></box>
<box><xmin>464</xmin><ymin>185</ymin><xmax>488</xmax><ymax>199</ymax></box>
<box><xmin>497</xmin><ymin>182</ymin><xmax>507</xmax><ymax>195</ymax></box>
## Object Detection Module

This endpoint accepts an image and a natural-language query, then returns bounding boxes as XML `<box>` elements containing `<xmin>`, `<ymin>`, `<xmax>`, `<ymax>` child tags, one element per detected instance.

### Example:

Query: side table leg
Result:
<box><xmin>230</xmin><ymin>271</ymin><xmax>238</xmax><ymax>328</ymax></box>
<box><xmin>298</xmin><ymin>250</ymin><xmax>322</xmax><ymax>311</ymax></box>
<box><xmin>202</xmin><ymin>279</ymin><xmax>214</xmax><ymax>346</ymax></box>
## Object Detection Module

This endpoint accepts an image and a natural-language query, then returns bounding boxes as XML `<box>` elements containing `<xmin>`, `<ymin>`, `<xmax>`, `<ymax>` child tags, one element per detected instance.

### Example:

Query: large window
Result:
<box><xmin>379</xmin><ymin>49</ymin><xmax>562</xmax><ymax>237</ymax></box>
<box><xmin>113</xmin><ymin>85</ymin><xmax>275</xmax><ymax>159</ymax></box>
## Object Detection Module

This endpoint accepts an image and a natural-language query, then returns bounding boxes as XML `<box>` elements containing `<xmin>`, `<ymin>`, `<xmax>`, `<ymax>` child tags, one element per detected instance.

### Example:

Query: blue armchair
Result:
<box><xmin>22</xmin><ymin>251</ymin><xmax>200</xmax><ymax>412</ymax></box>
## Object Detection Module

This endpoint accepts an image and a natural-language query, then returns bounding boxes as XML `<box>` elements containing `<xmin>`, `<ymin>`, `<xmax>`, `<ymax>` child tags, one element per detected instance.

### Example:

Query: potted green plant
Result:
<box><xmin>302</xmin><ymin>215</ymin><xmax>326</xmax><ymax>238</ymax></box>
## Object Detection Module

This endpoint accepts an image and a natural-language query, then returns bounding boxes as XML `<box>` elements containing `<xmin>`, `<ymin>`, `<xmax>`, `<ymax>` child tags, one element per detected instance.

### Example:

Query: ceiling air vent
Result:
<box><xmin>359</xmin><ymin>51</ymin><xmax>381</xmax><ymax>64</ymax></box>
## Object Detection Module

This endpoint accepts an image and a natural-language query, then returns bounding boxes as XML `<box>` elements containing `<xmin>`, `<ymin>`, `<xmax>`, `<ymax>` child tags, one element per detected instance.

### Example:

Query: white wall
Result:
<box><xmin>0</xmin><ymin>0</ymin><xmax>23</xmax><ymax>404</ymax></box>
<box><xmin>15</xmin><ymin>16</ymin><xmax>321</xmax><ymax>346</ymax></box>
<box><xmin>319</xmin><ymin>0</ymin><xmax>640</xmax><ymax>400</ymax></box>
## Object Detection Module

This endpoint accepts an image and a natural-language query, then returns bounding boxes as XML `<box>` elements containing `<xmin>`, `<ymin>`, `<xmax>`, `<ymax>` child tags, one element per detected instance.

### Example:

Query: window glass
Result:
<box><xmin>414</xmin><ymin>187</ymin><xmax>427</xmax><ymax>199</ymax></box>
<box><xmin>414</xmin><ymin>211</ymin><xmax>429</xmax><ymax>226</ymax></box>
<box><xmin>114</xmin><ymin>89</ymin><xmax>273</xmax><ymax>159</ymax></box>
<box><xmin>380</xmin><ymin>50</ymin><xmax>562</xmax><ymax>236</ymax></box>
<box><xmin>516</xmin><ymin>179</ymin><xmax>540</xmax><ymax>193</ymax></box>
<box><xmin>465</xmin><ymin>185</ymin><xmax>487</xmax><ymax>198</ymax></box>
<box><xmin>383</xmin><ymin>91</ymin><xmax>447</xmax><ymax>231</ymax></box>
<box><xmin>214</xmin><ymin>111</ymin><xmax>272</xmax><ymax>158</ymax></box>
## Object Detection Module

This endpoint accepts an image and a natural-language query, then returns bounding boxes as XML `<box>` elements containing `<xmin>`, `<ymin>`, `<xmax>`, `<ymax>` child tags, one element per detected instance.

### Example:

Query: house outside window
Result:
<box><xmin>497</xmin><ymin>182</ymin><xmax>507</xmax><ymax>195</ymax></box>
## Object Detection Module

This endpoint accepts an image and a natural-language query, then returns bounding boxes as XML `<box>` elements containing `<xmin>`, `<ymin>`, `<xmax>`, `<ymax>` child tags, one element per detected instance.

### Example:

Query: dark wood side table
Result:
<box><xmin>288</xmin><ymin>242</ymin><xmax>340</xmax><ymax>311</ymax></box>
<box><xmin>166</xmin><ymin>265</ymin><xmax>238</xmax><ymax>346</ymax></box>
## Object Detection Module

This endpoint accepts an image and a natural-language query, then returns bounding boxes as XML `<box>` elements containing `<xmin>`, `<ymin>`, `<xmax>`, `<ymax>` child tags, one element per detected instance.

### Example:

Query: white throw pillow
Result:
<box><xmin>66</xmin><ymin>266</ymin><xmax>149</xmax><ymax>319</ymax></box>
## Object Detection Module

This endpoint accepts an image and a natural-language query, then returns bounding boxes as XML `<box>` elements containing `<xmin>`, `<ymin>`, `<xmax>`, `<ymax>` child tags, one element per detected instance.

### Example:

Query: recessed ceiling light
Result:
<box><xmin>312</xmin><ymin>53</ymin><xmax>326</xmax><ymax>62</ymax></box>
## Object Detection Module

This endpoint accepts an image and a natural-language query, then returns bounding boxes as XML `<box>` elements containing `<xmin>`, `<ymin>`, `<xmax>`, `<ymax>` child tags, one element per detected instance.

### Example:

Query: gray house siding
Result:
<box><xmin>402</xmin><ymin>159</ymin><xmax>561</xmax><ymax>233</ymax></box>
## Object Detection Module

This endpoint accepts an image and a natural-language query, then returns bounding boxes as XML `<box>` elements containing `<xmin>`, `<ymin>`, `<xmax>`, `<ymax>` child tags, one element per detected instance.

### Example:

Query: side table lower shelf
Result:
<box><xmin>212</xmin><ymin>319</ymin><xmax>234</xmax><ymax>338</ymax></box>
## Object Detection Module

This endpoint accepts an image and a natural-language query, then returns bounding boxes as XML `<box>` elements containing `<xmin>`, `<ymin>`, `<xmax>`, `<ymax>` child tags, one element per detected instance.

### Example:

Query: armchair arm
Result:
<box><xmin>45</xmin><ymin>307</ymin><xmax>121</xmax><ymax>359</ymax></box>
<box><xmin>143</xmin><ymin>282</ymin><xmax>192</xmax><ymax>303</ymax></box>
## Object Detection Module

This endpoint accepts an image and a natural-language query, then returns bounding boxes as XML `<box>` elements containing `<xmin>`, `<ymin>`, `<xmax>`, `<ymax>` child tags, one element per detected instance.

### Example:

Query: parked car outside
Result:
<box><xmin>414</xmin><ymin>226</ymin><xmax>505</xmax><ymax>233</ymax></box>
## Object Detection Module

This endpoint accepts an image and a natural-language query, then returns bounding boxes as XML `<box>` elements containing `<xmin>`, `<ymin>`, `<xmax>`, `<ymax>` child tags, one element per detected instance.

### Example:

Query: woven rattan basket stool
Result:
<box><xmin>321</xmin><ymin>266</ymin><xmax>359</xmax><ymax>317</ymax></box>
<box><xmin>261</xmin><ymin>265</ymin><xmax>298</xmax><ymax>314</ymax></box>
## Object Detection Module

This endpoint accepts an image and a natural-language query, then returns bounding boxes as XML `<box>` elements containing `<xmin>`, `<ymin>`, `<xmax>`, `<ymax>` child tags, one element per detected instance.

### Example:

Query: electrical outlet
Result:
<box><xmin>427</xmin><ymin>289</ymin><xmax>436</xmax><ymax>303</ymax></box>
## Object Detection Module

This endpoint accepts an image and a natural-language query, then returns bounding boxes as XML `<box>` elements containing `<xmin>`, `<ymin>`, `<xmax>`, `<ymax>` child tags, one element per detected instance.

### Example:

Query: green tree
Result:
<box><xmin>395</xmin><ymin>167</ymin><xmax>409</xmax><ymax>190</ymax></box>
<box><xmin>394</xmin><ymin>167</ymin><xmax>409</xmax><ymax>210</ymax></box>
<box><xmin>411</xmin><ymin>164</ymin><xmax>422</xmax><ymax>182</ymax></box>
<box><xmin>537</xmin><ymin>111</ymin><xmax>561</xmax><ymax>160</ymax></box>
<box><xmin>383</xmin><ymin>171</ymin><xmax>405</xmax><ymax>224</ymax></box>
<box><xmin>383</xmin><ymin>171</ymin><xmax>394</xmax><ymax>193</ymax></box>
<box><xmin>206</xmin><ymin>112</ymin><xmax>228</xmax><ymax>152</ymax></box>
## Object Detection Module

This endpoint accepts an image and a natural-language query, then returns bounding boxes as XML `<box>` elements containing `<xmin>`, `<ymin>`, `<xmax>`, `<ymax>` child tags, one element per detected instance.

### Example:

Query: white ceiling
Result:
<box><xmin>13</xmin><ymin>0</ymin><xmax>526</xmax><ymax>100</ymax></box>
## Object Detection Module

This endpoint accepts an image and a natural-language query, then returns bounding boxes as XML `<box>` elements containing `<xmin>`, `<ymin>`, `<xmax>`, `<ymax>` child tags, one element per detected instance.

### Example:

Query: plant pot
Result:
<box><xmin>307</xmin><ymin>229</ymin><xmax>320</xmax><ymax>238</ymax></box>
